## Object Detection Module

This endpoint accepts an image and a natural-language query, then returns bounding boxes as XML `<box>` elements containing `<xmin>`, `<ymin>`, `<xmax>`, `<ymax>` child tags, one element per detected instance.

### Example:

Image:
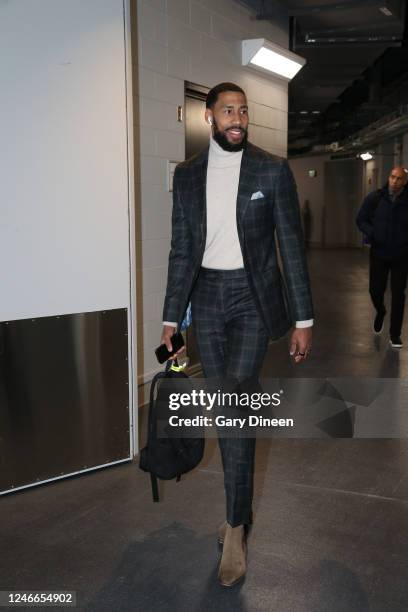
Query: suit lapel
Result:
<box><xmin>237</xmin><ymin>143</ymin><xmax>256</xmax><ymax>227</ymax></box>
<box><xmin>192</xmin><ymin>146</ymin><xmax>208</xmax><ymax>245</ymax></box>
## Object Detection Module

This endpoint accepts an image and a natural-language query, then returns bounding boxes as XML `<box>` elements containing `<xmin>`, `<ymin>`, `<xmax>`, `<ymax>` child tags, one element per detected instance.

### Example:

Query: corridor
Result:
<box><xmin>1</xmin><ymin>248</ymin><xmax>408</xmax><ymax>611</ymax></box>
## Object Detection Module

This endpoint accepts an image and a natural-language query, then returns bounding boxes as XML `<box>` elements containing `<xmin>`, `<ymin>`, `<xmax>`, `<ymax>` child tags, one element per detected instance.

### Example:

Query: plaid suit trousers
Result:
<box><xmin>191</xmin><ymin>267</ymin><xmax>269</xmax><ymax>527</ymax></box>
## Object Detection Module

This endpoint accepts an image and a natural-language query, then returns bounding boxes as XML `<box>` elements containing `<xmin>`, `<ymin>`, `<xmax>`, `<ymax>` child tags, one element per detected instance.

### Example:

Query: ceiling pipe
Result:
<box><xmin>304</xmin><ymin>21</ymin><xmax>401</xmax><ymax>36</ymax></box>
<box><xmin>289</xmin><ymin>16</ymin><xmax>297</xmax><ymax>51</ymax></box>
<box><xmin>297</xmin><ymin>38</ymin><xmax>402</xmax><ymax>47</ymax></box>
<box><xmin>288</xmin><ymin>0</ymin><xmax>395</xmax><ymax>17</ymax></box>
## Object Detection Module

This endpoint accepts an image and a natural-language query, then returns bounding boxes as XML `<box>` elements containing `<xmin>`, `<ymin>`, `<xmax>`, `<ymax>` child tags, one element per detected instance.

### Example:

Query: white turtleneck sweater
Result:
<box><xmin>163</xmin><ymin>137</ymin><xmax>313</xmax><ymax>329</ymax></box>
<box><xmin>202</xmin><ymin>137</ymin><xmax>244</xmax><ymax>269</ymax></box>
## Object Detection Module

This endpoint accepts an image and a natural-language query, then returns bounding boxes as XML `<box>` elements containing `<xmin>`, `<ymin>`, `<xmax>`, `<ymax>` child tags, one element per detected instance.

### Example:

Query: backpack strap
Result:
<box><xmin>169</xmin><ymin>359</ymin><xmax>188</xmax><ymax>373</ymax></box>
<box><xmin>147</xmin><ymin>370</ymin><xmax>166</xmax><ymax>436</ymax></box>
<box><xmin>146</xmin><ymin>367</ymin><xmax>168</xmax><ymax>502</ymax></box>
<box><xmin>150</xmin><ymin>473</ymin><xmax>159</xmax><ymax>502</ymax></box>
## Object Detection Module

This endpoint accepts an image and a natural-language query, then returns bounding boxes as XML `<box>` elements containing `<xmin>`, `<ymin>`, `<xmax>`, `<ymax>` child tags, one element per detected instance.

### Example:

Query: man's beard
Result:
<box><xmin>212</xmin><ymin>119</ymin><xmax>248</xmax><ymax>152</ymax></box>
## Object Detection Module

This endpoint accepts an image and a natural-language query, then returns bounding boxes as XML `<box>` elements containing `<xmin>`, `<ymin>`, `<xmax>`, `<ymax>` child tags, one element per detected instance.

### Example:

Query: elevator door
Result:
<box><xmin>184</xmin><ymin>83</ymin><xmax>210</xmax><ymax>372</ymax></box>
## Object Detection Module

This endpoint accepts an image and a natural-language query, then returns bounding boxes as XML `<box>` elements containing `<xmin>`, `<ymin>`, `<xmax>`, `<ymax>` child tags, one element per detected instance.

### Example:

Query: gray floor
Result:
<box><xmin>2</xmin><ymin>248</ymin><xmax>408</xmax><ymax>611</ymax></box>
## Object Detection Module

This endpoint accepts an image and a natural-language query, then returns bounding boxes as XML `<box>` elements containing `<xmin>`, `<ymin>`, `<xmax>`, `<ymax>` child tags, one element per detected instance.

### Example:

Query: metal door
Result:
<box><xmin>184</xmin><ymin>83</ymin><xmax>210</xmax><ymax>373</ymax></box>
<box><xmin>323</xmin><ymin>159</ymin><xmax>364</xmax><ymax>247</ymax></box>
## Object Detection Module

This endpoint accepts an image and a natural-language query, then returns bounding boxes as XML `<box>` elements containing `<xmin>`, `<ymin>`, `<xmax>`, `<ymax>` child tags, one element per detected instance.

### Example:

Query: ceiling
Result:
<box><xmin>238</xmin><ymin>0</ymin><xmax>407</xmax><ymax>153</ymax></box>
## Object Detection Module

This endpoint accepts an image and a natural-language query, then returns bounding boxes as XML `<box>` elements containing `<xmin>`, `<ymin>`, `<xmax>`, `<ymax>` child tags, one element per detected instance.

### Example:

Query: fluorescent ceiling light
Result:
<box><xmin>360</xmin><ymin>152</ymin><xmax>373</xmax><ymax>161</ymax></box>
<box><xmin>242</xmin><ymin>39</ymin><xmax>306</xmax><ymax>81</ymax></box>
<box><xmin>379</xmin><ymin>6</ymin><xmax>393</xmax><ymax>16</ymax></box>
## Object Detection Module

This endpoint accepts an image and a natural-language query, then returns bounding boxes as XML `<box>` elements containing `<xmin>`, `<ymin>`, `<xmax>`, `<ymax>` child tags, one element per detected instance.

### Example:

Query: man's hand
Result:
<box><xmin>160</xmin><ymin>325</ymin><xmax>186</xmax><ymax>360</ymax></box>
<box><xmin>289</xmin><ymin>327</ymin><xmax>312</xmax><ymax>363</ymax></box>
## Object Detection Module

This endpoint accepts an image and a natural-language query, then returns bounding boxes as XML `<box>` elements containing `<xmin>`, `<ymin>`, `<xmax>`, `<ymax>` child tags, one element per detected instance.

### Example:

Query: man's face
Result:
<box><xmin>205</xmin><ymin>91</ymin><xmax>249</xmax><ymax>152</ymax></box>
<box><xmin>388</xmin><ymin>167</ymin><xmax>407</xmax><ymax>193</ymax></box>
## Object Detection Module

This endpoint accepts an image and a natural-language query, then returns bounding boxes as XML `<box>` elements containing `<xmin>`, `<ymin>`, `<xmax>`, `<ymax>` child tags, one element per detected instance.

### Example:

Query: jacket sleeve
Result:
<box><xmin>162</xmin><ymin>166</ymin><xmax>192</xmax><ymax>325</ymax></box>
<box><xmin>356</xmin><ymin>193</ymin><xmax>375</xmax><ymax>240</ymax></box>
<box><xmin>273</xmin><ymin>160</ymin><xmax>314</xmax><ymax>322</ymax></box>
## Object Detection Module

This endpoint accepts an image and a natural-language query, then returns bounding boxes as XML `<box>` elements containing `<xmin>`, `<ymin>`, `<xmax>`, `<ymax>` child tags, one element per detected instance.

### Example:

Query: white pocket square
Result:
<box><xmin>251</xmin><ymin>191</ymin><xmax>264</xmax><ymax>200</ymax></box>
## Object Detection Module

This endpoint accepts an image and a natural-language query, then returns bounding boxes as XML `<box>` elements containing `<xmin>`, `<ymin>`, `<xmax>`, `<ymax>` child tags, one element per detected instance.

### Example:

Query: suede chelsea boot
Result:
<box><xmin>218</xmin><ymin>523</ymin><xmax>247</xmax><ymax>587</ymax></box>
<box><xmin>218</xmin><ymin>521</ymin><xmax>227</xmax><ymax>546</ymax></box>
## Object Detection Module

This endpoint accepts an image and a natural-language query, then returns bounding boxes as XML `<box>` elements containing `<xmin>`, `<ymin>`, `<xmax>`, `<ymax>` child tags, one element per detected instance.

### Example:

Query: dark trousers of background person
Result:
<box><xmin>369</xmin><ymin>250</ymin><xmax>408</xmax><ymax>337</ymax></box>
<box><xmin>191</xmin><ymin>267</ymin><xmax>269</xmax><ymax>527</ymax></box>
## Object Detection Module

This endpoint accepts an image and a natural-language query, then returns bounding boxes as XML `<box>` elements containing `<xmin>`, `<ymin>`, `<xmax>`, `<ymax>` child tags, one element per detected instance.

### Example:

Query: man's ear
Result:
<box><xmin>204</xmin><ymin>109</ymin><xmax>213</xmax><ymax>126</ymax></box>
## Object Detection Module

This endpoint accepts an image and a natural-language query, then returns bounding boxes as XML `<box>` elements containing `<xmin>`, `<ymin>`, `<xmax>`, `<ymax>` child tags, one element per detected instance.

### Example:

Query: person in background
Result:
<box><xmin>356</xmin><ymin>166</ymin><xmax>408</xmax><ymax>348</ymax></box>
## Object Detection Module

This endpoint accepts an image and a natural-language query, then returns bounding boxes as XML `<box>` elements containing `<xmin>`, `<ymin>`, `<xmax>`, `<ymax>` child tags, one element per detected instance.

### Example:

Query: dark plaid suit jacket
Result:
<box><xmin>163</xmin><ymin>141</ymin><xmax>314</xmax><ymax>340</ymax></box>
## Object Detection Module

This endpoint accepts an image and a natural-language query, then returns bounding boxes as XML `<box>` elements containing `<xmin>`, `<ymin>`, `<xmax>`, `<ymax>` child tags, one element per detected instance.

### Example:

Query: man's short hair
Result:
<box><xmin>206</xmin><ymin>82</ymin><xmax>246</xmax><ymax>109</ymax></box>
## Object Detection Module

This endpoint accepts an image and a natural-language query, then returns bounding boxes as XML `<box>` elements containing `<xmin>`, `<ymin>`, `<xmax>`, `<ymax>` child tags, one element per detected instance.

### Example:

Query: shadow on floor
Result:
<box><xmin>84</xmin><ymin>523</ymin><xmax>248</xmax><ymax>612</ymax></box>
<box><xmin>85</xmin><ymin>523</ymin><xmax>370</xmax><ymax>612</ymax></box>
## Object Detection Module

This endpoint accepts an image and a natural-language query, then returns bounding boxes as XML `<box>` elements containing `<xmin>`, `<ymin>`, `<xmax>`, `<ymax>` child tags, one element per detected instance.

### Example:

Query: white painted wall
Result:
<box><xmin>134</xmin><ymin>0</ymin><xmax>290</xmax><ymax>386</ymax></box>
<box><xmin>0</xmin><ymin>0</ymin><xmax>137</xmax><ymax>448</ymax></box>
<box><xmin>0</xmin><ymin>0</ymin><xmax>132</xmax><ymax>321</ymax></box>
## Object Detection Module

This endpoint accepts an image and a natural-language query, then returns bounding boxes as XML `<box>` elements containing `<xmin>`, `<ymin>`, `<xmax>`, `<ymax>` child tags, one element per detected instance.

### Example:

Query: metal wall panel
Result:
<box><xmin>0</xmin><ymin>309</ymin><xmax>130</xmax><ymax>494</ymax></box>
<box><xmin>324</xmin><ymin>159</ymin><xmax>363</xmax><ymax>247</ymax></box>
<box><xmin>184</xmin><ymin>87</ymin><xmax>209</xmax><ymax>373</ymax></box>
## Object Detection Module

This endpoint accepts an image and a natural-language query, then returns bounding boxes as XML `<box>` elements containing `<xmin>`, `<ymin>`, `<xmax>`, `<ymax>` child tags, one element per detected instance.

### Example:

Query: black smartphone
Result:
<box><xmin>155</xmin><ymin>332</ymin><xmax>185</xmax><ymax>364</ymax></box>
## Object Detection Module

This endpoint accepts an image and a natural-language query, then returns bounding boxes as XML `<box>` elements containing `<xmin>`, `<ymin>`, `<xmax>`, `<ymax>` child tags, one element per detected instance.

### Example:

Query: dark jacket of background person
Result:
<box><xmin>356</xmin><ymin>184</ymin><xmax>408</xmax><ymax>260</ymax></box>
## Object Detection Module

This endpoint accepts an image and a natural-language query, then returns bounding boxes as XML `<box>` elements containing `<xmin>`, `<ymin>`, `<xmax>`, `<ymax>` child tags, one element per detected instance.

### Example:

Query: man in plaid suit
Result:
<box><xmin>161</xmin><ymin>83</ymin><xmax>314</xmax><ymax>586</ymax></box>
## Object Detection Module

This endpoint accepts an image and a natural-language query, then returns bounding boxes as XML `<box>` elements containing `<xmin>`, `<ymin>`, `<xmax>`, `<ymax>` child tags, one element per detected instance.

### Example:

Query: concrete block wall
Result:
<box><xmin>133</xmin><ymin>0</ymin><xmax>290</xmax><ymax>393</ymax></box>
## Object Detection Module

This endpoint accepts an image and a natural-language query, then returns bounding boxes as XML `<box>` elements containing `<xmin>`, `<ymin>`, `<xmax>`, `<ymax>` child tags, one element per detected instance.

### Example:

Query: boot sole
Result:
<box><xmin>218</xmin><ymin>573</ymin><xmax>246</xmax><ymax>587</ymax></box>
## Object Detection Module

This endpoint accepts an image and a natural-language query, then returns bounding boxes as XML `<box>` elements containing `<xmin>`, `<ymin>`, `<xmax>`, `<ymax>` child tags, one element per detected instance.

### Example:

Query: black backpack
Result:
<box><xmin>139</xmin><ymin>360</ymin><xmax>205</xmax><ymax>502</ymax></box>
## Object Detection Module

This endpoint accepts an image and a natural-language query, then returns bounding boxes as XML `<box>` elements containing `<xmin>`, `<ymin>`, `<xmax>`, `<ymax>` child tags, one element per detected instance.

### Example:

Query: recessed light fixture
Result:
<box><xmin>312</xmin><ymin>110</ymin><xmax>321</xmax><ymax>115</ymax></box>
<box><xmin>379</xmin><ymin>6</ymin><xmax>393</xmax><ymax>16</ymax></box>
<box><xmin>300</xmin><ymin>110</ymin><xmax>309</xmax><ymax>114</ymax></box>
<box><xmin>242</xmin><ymin>39</ymin><xmax>306</xmax><ymax>81</ymax></box>
<box><xmin>360</xmin><ymin>152</ymin><xmax>373</xmax><ymax>161</ymax></box>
